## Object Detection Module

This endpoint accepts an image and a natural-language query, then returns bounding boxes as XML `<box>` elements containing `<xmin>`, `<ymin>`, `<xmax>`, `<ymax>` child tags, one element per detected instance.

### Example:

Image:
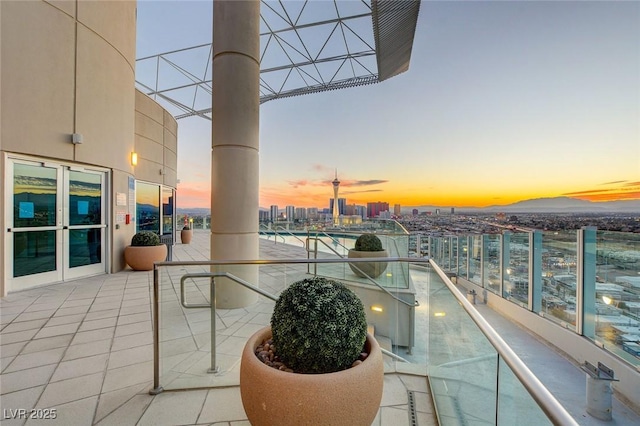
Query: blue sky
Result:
<box><xmin>136</xmin><ymin>0</ymin><xmax>640</xmax><ymax>209</ymax></box>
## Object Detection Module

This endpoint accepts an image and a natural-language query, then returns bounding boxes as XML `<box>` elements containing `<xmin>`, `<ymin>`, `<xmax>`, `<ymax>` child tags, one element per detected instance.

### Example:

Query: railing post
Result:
<box><xmin>530</xmin><ymin>230</ymin><xmax>542</xmax><ymax>313</ymax></box>
<box><xmin>208</xmin><ymin>277</ymin><xmax>219</xmax><ymax>373</ymax></box>
<box><xmin>150</xmin><ymin>267</ymin><xmax>163</xmax><ymax>395</ymax></box>
<box><xmin>578</xmin><ymin>227</ymin><xmax>597</xmax><ymax>338</ymax></box>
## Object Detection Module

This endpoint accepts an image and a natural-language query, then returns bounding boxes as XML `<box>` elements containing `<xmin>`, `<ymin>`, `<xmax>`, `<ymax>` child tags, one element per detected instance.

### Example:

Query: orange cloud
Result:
<box><xmin>563</xmin><ymin>180</ymin><xmax>640</xmax><ymax>202</ymax></box>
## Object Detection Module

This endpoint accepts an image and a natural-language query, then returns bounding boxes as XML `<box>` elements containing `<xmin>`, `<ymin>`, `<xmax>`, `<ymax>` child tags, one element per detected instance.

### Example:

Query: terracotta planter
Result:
<box><xmin>240</xmin><ymin>326</ymin><xmax>383</xmax><ymax>426</ymax></box>
<box><xmin>180</xmin><ymin>229</ymin><xmax>193</xmax><ymax>244</ymax></box>
<box><xmin>347</xmin><ymin>249</ymin><xmax>389</xmax><ymax>278</ymax></box>
<box><xmin>123</xmin><ymin>245</ymin><xmax>167</xmax><ymax>271</ymax></box>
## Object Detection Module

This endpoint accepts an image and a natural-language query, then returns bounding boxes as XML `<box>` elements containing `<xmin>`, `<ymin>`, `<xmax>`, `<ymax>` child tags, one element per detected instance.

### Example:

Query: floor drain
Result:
<box><xmin>408</xmin><ymin>390</ymin><xmax>418</xmax><ymax>426</ymax></box>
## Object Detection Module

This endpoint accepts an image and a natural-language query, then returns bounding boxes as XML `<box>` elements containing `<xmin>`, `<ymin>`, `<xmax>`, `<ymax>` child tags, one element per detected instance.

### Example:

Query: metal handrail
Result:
<box><xmin>258</xmin><ymin>225</ymin><xmax>285</xmax><ymax>243</ymax></box>
<box><xmin>273</xmin><ymin>225</ymin><xmax>306</xmax><ymax>247</ymax></box>
<box><xmin>314</xmin><ymin>230</ymin><xmax>352</xmax><ymax>253</ymax></box>
<box><xmin>429</xmin><ymin>259</ymin><xmax>579</xmax><ymax>426</ymax></box>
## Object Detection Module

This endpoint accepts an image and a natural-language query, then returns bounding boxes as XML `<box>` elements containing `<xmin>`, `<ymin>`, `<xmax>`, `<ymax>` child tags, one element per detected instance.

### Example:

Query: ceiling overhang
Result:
<box><xmin>135</xmin><ymin>0</ymin><xmax>421</xmax><ymax>120</ymax></box>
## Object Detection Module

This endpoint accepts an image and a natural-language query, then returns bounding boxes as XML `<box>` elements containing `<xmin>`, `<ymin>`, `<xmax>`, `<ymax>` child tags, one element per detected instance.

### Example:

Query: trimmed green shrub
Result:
<box><xmin>131</xmin><ymin>231</ymin><xmax>161</xmax><ymax>246</ymax></box>
<box><xmin>271</xmin><ymin>277</ymin><xmax>367</xmax><ymax>374</ymax></box>
<box><xmin>354</xmin><ymin>233</ymin><xmax>383</xmax><ymax>251</ymax></box>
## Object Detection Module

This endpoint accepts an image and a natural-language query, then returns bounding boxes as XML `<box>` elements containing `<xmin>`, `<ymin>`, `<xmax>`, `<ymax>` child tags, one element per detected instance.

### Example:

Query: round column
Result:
<box><xmin>211</xmin><ymin>0</ymin><xmax>260</xmax><ymax>308</ymax></box>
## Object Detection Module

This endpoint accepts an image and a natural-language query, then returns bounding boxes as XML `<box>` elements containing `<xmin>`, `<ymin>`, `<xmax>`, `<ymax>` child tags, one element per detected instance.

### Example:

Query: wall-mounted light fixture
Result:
<box><xmin>371</xmin><ymin>305</ymin><xmax>383</xmax><ymax>313</ymax></box>
<box><xmin>71</xmin><ymin>133</ymin><xmax>83</xmax><ymax>144</ymax></box>
<box><xmin>130</xmin><ymin>152</ymin><xmax>138</xmax><ymax>166</ymax></box>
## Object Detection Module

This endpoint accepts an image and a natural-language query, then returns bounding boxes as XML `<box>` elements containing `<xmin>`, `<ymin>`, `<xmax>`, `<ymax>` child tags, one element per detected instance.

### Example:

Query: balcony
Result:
<box><xmin>1</xmin><ymin>230</ymin><xmax>638</xmax><ymax>424</ymax></box>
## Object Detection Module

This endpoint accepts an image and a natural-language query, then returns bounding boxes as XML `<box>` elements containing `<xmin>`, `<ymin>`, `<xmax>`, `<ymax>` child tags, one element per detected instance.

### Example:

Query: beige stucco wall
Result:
<box><xmin>0</xmin><ymin>1</ymin><xmax>176</xmax><ymax>295</ymax></box>
<box><xmin>134</xmin><ymin>90</ymin><xmax>178</xmax><ymax>188</ymax></box>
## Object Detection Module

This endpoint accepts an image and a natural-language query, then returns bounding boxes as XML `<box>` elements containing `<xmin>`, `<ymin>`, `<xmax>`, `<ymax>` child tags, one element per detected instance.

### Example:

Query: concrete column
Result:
<box><xmin>211</xmin><ymin>0</ymin><xmax>260</xmax><ymax>308</ymax></box>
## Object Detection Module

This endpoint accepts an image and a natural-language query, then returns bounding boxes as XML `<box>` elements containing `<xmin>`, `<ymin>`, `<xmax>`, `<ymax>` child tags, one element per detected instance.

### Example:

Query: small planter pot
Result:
<box><xmin>123</xmin><ymin>245</ymin><xmax>167</xmax><ymax>271</ymax></box>
<box><xmin>347</xmin><ymin>249</ymin><xmax>389</xmax><ymax>278</ymax></box>
<box><xmin>180</xmin><ymin>229</ymin><xmax>193</xmax><ymax>244</ymax></box>
<box><xmin>240</xmin><ymin>326</ymin><xmax>383</xmax><ymax>426</ymax></box>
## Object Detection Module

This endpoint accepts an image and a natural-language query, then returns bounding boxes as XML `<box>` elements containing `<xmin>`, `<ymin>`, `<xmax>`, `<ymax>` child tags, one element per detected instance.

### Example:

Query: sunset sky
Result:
<box><xmin>137</xmin><ymin>1</ymin><xmax>640</xmax><ymax>210</ymax></box>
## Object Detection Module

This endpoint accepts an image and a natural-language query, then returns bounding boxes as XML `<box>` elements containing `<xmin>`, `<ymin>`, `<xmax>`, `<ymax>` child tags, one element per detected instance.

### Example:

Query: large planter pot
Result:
<box><xmin>180</xmin><ymin>229</ymin><xmax>193</xmax><ymax>244</ymax></box>
<box><xmin>240</xmin><ymin>326</ymin><xmax>383</xmax><ymax>426</ymax></box>
<box><xmin>123</xmin><ymin>245</ymin><xmax>167</xmax><ymax>271</ymax></box>
<box><xmin>348</xmin><ymin>249</ymin><xmax>389</xmax><ymax>278</ymax></box>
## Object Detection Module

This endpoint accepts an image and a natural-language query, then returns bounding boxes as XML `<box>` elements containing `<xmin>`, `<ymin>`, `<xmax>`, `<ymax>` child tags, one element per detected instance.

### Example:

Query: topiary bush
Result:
<box><xmin>270</xmin><ymin>277</ymin><xmax>367</xmax><ymax>374</ymax></box>
<box><xmin>131</xmin><ymin>231</ymin><xmax>161</xmax><ymax>246</ymax></box>
<box><xmin>354</xmin><ymin>233</ymin><xmax>383</xmax><ymax>251</ymax></box>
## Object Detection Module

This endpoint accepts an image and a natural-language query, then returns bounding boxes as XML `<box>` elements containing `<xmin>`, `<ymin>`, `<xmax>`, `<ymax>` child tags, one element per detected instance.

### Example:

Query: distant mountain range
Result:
<box><xmin>407</xmin><ymin>197</ymin><xmax>640</xmax><ymax>214</ymax></box>
<box><xmin>177</xmin><ymin>197</ymin><xmax>640</xmax><ymax>216</ymax></box>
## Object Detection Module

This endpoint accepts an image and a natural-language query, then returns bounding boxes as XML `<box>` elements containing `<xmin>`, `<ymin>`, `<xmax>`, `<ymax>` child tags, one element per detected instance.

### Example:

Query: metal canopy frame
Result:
<box><xmin>135</xmin><ymin>0</ymin><xmax>420</xmax><ymax>121</ymax></box>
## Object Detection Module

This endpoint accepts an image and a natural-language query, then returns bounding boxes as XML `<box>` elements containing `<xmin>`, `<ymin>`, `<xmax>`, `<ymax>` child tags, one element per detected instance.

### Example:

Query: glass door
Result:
<box><xmin>8</xmin><ymin>160</ymin><xmax>63</xmax><ymax>288</ymax></box>
<box><xmin>6</xmin><ymin>158</ymin><xmax>107</xmax><ymax>291</ymax></box>
<box><xmin>63</xmin><ymin>168</ymin><xmax>107</xmax><ymax>279</ymax></box>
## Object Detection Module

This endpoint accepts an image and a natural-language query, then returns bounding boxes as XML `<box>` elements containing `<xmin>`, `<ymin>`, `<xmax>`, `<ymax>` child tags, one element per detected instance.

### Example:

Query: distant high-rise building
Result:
<box><xmin>451</xmin><ymin>207</ymin><xmax>455</xmax><ymax>215</ymax></box>
<box><xmin>270</xmin><ymin>205</ymin><xmax>279</xmax><ymax>222</ymax></box>
<box><xmin>332</xmin><ymin>170</ymin><xmax>340</xmax><ymax>225</ymax></box>
<box><xmin>355</xmin><ymin>205</ymin><xmax>366</xmax><ymax>219</ymax></box>
<box><xmin>367</xmin><ymin>201</ymin><xmax>389</xmax><ymax>218</ymax></box>
<box><xmin>307</xmin><ymin>207</ymin><xmax>319</xmax><ymax>220</ymax></box>
<box><xmin>394</xmin><ymin>204</ymin><xmax>401</xmax><ymax>216</ymax></box>
<box><xmin>259</xmin><ymin>210</ymin><xmax>270</xmax><ymax>222</ymax></box>
<box><xmin>435</xmin><ymin>208</ymin><xmax>441</xmax><ymax>215</ymax></box>
<box><xmin>295</xmin><ymin>207</ymin><xmax>307</xmax><ymax>221</ymax></box>
<box><xmin>345</xmin><ymin>204</ymin><xmax>356</xmax><ymax>216</ymax></box>
<box><xmin>412</xmin><ymin>209</ymin><xmax>419</xmax><ymax>216</ymax></box>
<box><xmin>285</xmin><ymin>205</ymin><xmax>295</xmax><ymax>221</ymax></box>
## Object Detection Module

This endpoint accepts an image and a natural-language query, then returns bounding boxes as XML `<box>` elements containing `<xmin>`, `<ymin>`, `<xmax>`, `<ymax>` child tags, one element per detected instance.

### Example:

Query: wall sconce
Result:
<box><xmin>434</xmin><ymin>312</ymin><xmax>446</xmax><ymax>317</ymax></box>
<box><xmin>371</xmin><ymin>305</ymin><xmax>383</xmax><ymax>313</ymax></box>
<box><xmin>130</xmin><ymin>152</ymin><xmax>138</xmax><ymax>166</ymax></box>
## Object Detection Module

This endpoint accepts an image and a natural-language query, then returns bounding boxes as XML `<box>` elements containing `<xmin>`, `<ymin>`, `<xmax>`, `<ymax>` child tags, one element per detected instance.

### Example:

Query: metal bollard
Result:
<box><xmin>466</xmin><ymin>289</ymin><xmax>477</xmax><ymax>305</ymax></box>
<box><xmin>582</xmin><ymin>361</ymin><xmax>618</xmax><ymax>421</ymax></box>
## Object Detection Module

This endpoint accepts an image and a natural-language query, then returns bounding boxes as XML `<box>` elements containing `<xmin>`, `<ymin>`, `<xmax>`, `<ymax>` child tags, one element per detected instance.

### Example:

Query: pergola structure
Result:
<box><xmin>135</xmin><ymin>0</ymin><xmax>421</xmax><ymax>120</ymax></box>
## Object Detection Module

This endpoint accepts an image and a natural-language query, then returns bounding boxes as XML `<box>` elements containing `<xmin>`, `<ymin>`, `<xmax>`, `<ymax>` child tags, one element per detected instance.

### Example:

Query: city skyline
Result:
<box><xmin>136</xmin><ymin>1</ymin><xmax>640</xmax><ymax>210</ymax></box>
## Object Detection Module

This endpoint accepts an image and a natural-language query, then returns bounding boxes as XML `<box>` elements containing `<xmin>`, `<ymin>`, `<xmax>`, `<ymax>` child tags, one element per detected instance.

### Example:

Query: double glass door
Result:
<box><xmin>6</xmin><ymin>159</ymin><xmax>107</xmax><ymax>291</ymax></box>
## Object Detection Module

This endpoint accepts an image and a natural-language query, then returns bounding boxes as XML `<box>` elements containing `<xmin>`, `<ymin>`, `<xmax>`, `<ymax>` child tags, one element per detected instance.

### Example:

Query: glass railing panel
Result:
<box><xmin>540</xmin><ymin>230</ymin><xmax>578</xmax><ymax>330</ymax></box>
<box><xmin>156</xmin><ymin>263</ymin><xmax>288</xmax><ymax>390</ymax></box>
<box><xmin>504</xmin><ymin>232</ymin><xmax>530</xmax><ymax>307</ymax></box>
<box><xmin>429</xmin><ymin>236</ymin><xmax>441</xmax><ymax>263</ymax></box>
<box><xmin>484</xmin><ymin>234</ymin><xmax>501</xmax><ymax>294</ymax></box>
<box><xmin>497</xmin><ymin>357</ymin><xmax>552</xmax><ymax>426</ymax></box>
<box><xmin>594</xmin><ymin>231</ymin><xmax>640</xmax><ymax>366</ymax></box>
<box><xmin>469</xmin><ymin>235</ymin><xmax>483</xmax><ymax>286</ymax></box>
<box><xmin>441</xmin><ymin>237</ymin><xmax>451</xmax><ymax>270</ymax></box>
<box><xmin>458</xmin><ymin>236</ymin><xmax>469</xmax><ymax>279</ymax></box>
<box><xmin>428</xmin><ymin>266</ymin><xmax>498</xmax><ymax>425</ymax></box>
<box><xmin>154</xmin><ymin>259</ymin><xmax>425</xmax><ymax>392</ymax></box>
